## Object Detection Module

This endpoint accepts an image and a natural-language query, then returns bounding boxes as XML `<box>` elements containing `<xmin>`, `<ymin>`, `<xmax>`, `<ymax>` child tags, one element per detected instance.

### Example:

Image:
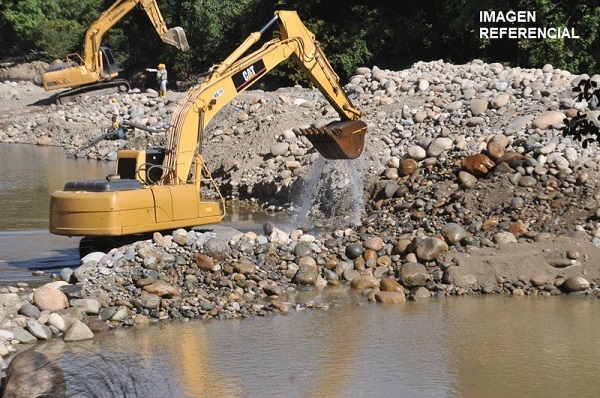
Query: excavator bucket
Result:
<box><xmin>161</xmin><ymin>27</ymin><xmax>189</xmax><ymax>51</ymax></box>
<box><xmin>296</xmin><ymin>120</ymin><xmax>367</xmax><ymax>159</ymax></box>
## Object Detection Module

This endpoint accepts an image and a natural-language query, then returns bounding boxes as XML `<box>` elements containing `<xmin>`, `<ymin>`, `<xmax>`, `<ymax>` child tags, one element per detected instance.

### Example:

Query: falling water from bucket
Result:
<box><xmin>287</xmin><ymin>153</ymin><xmax>365</xmax><ymax>232</ymax></box>
<box><xmin>285</xmin><ymin>155</ymin><xmax>325</xmax><ymax>231</ymax></box>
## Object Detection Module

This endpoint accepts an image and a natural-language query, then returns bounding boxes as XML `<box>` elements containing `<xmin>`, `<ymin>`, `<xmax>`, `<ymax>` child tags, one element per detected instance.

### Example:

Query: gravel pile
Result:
<box><xmin>1</xmin><ymin>58</ymin><xmax>600</xmax><ymax>363</ymax></box>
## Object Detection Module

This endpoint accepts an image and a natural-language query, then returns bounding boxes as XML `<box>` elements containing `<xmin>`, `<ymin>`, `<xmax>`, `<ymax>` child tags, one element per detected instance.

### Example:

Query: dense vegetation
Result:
<box><xmin>0</xmin><ymin>0</ymin><xmax>598</xmax><ymax>86</ymax></box>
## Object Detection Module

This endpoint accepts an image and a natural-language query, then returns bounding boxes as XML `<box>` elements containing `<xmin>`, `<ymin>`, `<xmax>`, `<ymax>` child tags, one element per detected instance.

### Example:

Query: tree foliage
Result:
<box><xmin>0</xmin><ymin>0</ymin><xmax>598</xmax><ymax>86</ymax></box>
<box><xmin>561</xmin><ymin>78</ymin><xmax>600</xmax><ymax>148</ymax></box>
<box><xmin>527</xmin><ymin>0</ymin><xmax>599</xmax><ymax>73</ymax></box>
<box><xmin>1</xmin><ymin>0</ymin><xmax>101</xmax><ymax>58</ymax></box>
<box><xmin>175</xmin><ymin>0</ymin><xmax>267</xmax><ymax>76</ymax></box>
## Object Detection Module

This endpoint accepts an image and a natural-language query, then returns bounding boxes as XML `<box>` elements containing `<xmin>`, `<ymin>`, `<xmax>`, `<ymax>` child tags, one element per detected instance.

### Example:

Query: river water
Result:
<box><xmin>1</xmin><ymin>144</ymin><xmax>599</xmax><ymax>397</ymax></box>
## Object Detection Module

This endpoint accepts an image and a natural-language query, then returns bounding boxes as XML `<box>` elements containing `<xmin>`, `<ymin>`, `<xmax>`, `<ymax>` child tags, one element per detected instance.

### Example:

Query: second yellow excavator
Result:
<box><xmin>49</xmin><ymin>10</ymin><xmax>367</xmax><ymax>238</ymax></box>
<box><xmin>42</xmin><ymin>0</ymin><xmax>188</xmax><ymax>104</ymax></box>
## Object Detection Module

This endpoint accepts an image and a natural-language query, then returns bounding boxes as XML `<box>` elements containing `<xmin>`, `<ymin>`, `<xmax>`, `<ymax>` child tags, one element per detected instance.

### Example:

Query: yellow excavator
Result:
<box><xmin>42</xmin><ymin>0</ymin><xmax>188</xmax><ymax>104</ymax></box>
<box><xmin>49</xmin><ymin>10</ymin><xmax>367</xmax><ymax>238</ymax></box>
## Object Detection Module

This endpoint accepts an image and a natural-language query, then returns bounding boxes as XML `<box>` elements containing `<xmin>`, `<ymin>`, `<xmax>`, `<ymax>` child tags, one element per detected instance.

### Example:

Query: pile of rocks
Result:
<box><xmin>3</xmin><ymin>60</ymin><xmax>600</xmax><ymax>213</ymax></box>
<box><xmin>1</xmin><ymin>217</ymin><xmax>598</xmax><ymax>361</ymax></box>
<box><xmin>0</xmin><ymin>83</ymin><xmax>173</xmax><ymax>159</ymax></box>
<box><xmin>2</xmin><ymin>58</ymin><xmax>600</xmax><ymax>363</ymax></box>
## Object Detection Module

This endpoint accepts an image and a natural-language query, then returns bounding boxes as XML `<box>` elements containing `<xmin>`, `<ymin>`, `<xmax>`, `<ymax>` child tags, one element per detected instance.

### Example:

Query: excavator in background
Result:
<box><xmin>42</xmin><ymin>0</ymin><xmax>188</xmax><ymax>104</ymax></box>
<box><xmin>49</xmin><ymin>10</ymin><xmax>367</xmax><ymax>240</ymax></box>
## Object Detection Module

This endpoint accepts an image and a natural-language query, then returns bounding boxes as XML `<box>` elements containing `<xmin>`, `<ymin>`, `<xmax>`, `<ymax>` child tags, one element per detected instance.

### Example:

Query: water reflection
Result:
<box><xmin>5</xmin><ymin>290</ymin><xmax>600</xmax><ymax>397</ymax></box>
<box><xmin>3</xmin><ymin>145</ymin><xmax>600</xmax><ymax>398</ymax></box>
<box><xmin>446</xmin><ymin>296</ymin><xmax>600</xmax><ymax>398</ymax></box>
<box><xmin>0</xmin><ymin>144</ymin><xmax>114</xmax><ymax>230</ymax></box>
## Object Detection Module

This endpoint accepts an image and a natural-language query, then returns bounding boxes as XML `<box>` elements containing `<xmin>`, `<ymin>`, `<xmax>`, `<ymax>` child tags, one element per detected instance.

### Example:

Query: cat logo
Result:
<box><xmin>232</xmin><ymin>59</ymin><xmax>266</xmax><ymax>92</ymax></box>
<box><xmin>242</xmin><ymin>65</ymin><xmax>256</xmax><ymax>81</ymax></box>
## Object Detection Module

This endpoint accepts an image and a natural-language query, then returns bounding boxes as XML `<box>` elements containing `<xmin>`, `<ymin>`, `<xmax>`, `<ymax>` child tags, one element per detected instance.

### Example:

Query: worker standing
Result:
<box><xmin>146</xmin><ymin>63</ymin><xmax>168</xmax><ymax>97</ymax></box>
<box><xmin>157</xmin><ymin>63</ymin><xmax>168</xmax><ymax>97</ymax></box>
<box><xmin>110</xmin><ymin>97</ymin><xmax>120</xmax><ymax>128</ymax></box>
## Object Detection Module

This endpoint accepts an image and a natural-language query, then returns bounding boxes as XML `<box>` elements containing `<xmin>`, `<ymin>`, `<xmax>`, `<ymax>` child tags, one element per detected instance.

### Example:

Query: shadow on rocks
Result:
<box><xmin>30</xmin><ymin>96</ymin><xmax>57</xmax><ymax>106</ymax></box>
<box><xmin>1</xmin><ymin>349</ymin><xmax>174</xmax><ymax>398</ymax></box>
<box><xmin>0</xmin><ymin>350</ymin><xmax>66</xmax><ymax>398</ymax></box>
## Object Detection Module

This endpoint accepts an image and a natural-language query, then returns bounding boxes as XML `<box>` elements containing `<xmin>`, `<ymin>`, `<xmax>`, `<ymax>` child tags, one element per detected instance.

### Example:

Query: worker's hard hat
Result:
<box><xmin>158</xmin><ymin>63</ymin><xmax>165</xmax><ymax>69</ymax></box>
<box><xmin>111</xmin><ymin>97</ymin><xmax>117</xmax><ymax>102</ymax></box>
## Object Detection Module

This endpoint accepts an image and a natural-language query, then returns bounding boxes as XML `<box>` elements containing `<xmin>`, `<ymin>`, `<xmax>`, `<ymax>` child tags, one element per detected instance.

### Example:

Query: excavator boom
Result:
<box><xmin>163</xmin><ymin>10</ymin><xmax>366</xmax><ymax>185</ymax></box>
<box><xmin>49</xmin><ymin>10</ymin><xmax>367</xmax><ymax>239</ymax></box>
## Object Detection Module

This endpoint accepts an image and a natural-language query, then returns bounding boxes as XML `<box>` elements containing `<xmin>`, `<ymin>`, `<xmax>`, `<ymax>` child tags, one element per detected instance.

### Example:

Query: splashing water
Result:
<box><xmin>284</xmin><ymin>155</ymin><xmax>325</xmax><ymax>232</ymax></box>
<box><xmin>286</xmin><ymin>153</ymin><xmax>365</xmax><ymax>232</ymax></box>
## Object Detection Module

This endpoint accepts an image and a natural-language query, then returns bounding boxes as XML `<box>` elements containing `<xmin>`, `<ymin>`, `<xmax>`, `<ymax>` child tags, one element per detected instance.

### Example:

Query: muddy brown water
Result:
<box><xmin>1</xmin><ymin>143</ymin><xmax>599</xmax><ymax>397</ymax></box>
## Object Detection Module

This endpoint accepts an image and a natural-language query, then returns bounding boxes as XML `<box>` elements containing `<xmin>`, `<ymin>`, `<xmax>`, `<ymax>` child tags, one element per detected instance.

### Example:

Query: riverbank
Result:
<box><xmin>1</xmin><ymin>58</ymin><xmax>600</xmax><ymax>370</ymax></box>
<box><xmin>0</xmin><ymin>222</ymin><xmax>599</xmax><ymax>366</ymax></box>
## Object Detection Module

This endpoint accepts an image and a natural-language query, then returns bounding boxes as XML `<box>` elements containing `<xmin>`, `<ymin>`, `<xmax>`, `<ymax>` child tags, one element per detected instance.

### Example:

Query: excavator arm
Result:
<box><xmin>83</xmin><ymin>0</ymin><xmax>189</xmax><ymax>72</ymax></box>
<box><xmin>162</xmin><ymin>10</ymin><xmax>367</xmax><ymax>185</ymax></box>
<box><xmin>48</xmin><ymin>10</ymin><xmax>366</xmax><ymax>238</ymax></box>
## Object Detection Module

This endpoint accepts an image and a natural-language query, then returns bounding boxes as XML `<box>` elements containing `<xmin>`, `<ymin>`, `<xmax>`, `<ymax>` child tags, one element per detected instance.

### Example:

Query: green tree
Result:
<box><xmin>2</xmin><ymin>0</ymin><xmax>102</xmax><ymax>59</ymax></box>
<box><xmin>516</xmin><ymin>0</ymin><xmax>600</xmax><ymax>74</ymax></box>
<box><xmin>174</xmin><ymin>0</ymin><xmax>268</xmax><ymax>76</ymax></box>
<box><xmin>2</xmin><ymin>1</ymin><xmax>598</xmax><ymax>86</ymax></box>
<box><xmin>442</xmin><ymin>0</ymin><xmax>600</xmax><ymax>75</ymax></box>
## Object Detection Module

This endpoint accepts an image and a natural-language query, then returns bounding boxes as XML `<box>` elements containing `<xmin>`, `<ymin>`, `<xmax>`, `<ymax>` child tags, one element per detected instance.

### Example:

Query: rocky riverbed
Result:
<box><xmin>1</xmin><ymin>58</ymin><xmax>600</xmax><ymax>371</ymax></box>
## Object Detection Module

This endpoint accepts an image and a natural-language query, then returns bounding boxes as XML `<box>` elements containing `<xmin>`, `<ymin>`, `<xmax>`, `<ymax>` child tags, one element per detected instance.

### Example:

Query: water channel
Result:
<box><xmin>1</xmin><ymin>143</ymin><xmax>599</xmax><ymax>397</ymax></box>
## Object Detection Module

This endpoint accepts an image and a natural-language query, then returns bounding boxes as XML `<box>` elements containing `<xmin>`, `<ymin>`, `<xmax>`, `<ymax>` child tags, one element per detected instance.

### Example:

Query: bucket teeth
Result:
<box><xmin>295</xmin><ymin>120</ymin><xmax>367</xmax><ymax>160</ymax></box>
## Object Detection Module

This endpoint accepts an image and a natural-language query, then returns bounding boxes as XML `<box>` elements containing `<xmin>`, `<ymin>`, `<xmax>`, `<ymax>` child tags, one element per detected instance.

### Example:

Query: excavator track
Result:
<box><xmin>54</xmin><ymin>79</ymin><xmax>130</xmax><ymax>105</ymax></box>
<box><xmin>296</xmin><ymin>120</ymin><xmax>367</xmax><ymax>159</ymax></box>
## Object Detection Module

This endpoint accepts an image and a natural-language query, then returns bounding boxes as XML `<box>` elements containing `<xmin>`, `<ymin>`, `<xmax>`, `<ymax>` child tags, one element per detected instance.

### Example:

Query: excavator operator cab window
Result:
<box><xmin>116</xmin><ymin>149</ymin><xmax>166</xmax><ymax>184</ymax></box>
<box><xmin>100</xmin><ymin>47</ymin><xmax>120</xmax><ymax>76</ymax></box>
<box><xmin>116</xmin><ymin>158</ymin><xmax>137</xmax><ymax>180</ymax></box>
